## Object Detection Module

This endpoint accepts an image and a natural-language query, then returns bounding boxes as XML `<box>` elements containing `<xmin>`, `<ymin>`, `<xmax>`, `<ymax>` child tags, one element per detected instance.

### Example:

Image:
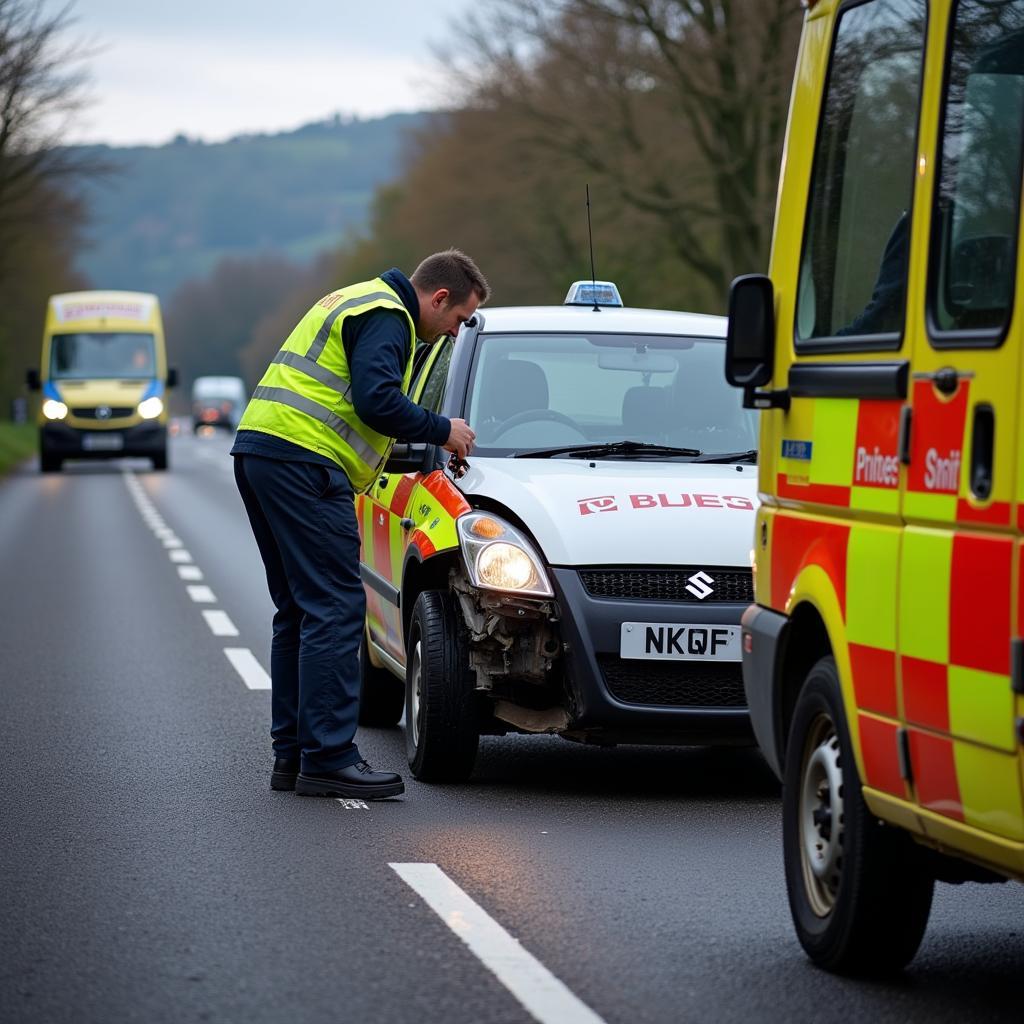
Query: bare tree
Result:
<box><xmin>452</xmin><ymin>0</ymin><xmax>802</xmax><ymax>299</ymax></box>
<box><xmin>0</xmin><ymin>0</ymin><xmax>97</xmax><ymax>280</ymax></box>
<box><xmin>0</xmin><ymin>0</ymin><xmax>98</xmax><ymax>413</ymax></box>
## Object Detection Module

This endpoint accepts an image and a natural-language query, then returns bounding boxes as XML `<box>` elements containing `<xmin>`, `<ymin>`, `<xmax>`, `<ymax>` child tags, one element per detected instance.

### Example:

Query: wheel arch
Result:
<box><xmin>401</xmin><ymin>546</ymin><xmax>461</xmax><ymax>647</ymax></box>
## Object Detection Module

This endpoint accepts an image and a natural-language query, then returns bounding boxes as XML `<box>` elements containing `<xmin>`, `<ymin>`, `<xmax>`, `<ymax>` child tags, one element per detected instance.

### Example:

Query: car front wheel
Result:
<box><xmin>405</xmin><ymin>590</ymin><xmax>479</xmax><ymax>782</ymax></box>
<box><xmin>783</xmin><ymin>655</ymin><xmax>933</xmax><ymax>975</ymax></box>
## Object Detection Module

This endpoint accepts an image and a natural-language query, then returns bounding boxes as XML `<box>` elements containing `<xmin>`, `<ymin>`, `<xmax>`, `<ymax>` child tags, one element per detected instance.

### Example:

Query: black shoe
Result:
<box><xmin>295</xmin><ymin>760</ymin><xmax>405</xmax><ymax>799</ymax></box>
<box><xmin>271</xmin><ymin>757</ymin><xmax>300</xmax><ymax>791</ymax></box>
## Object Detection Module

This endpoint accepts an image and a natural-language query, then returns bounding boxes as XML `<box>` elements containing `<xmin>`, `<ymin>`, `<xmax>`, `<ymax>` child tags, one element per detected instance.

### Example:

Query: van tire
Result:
<box><xmin>40</xmin><ymin>450</ymin><xmax>61</xmax><ymax>473</ymax></box>
<box><xmin>405</xmin><ymin>590</ymin><xmax>479</xmax><ymax>782</ymax></box>
<box><xmin>783</xmin><ymin>655</ymin><xmax>933</xmax><ymax>975</ymax></box>
<box><xmin>151</xmin><ymin>449</ymin><xmax>168</xmax><ymax>471</ymax></box>
<box><xmin>358</xmin><ymin>630</ymin><xmax>405</xmax><ymax>727</ymax></box>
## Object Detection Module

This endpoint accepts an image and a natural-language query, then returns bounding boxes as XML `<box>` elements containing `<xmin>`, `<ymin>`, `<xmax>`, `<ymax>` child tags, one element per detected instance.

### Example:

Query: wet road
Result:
<box><xmin>1</xmin><ymin>430</ymin><xmax>1022</xmax><ymax>1023</ymax></box>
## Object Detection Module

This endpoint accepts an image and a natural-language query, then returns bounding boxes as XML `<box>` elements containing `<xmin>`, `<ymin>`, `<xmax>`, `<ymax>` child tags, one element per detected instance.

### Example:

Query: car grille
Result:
<box><xmin>579</xmin><ymin>567</ymin><xmax>753</xmax><ymax>604</ymax></box>
<box><xmin>597</xmin><ymin>655</ymin><xmax>746</xmax><ymax>708</ymax></box>
<box><xmin>72</xmin><ymin>406</ymin><xmax>135</xmax><ymax>420</ymax></box>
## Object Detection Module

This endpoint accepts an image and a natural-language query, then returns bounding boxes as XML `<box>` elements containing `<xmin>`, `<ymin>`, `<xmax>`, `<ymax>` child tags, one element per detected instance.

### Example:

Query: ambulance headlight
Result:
<box><xmin>137</xmin><ymin>396</ymin><xmax>164</xmax><ymax>419</ymax></box>
<box><xmin>42</xmin><ymin>399</ymin><xmax>68</xmax><ymax>420</ymax></box>
<box><xmin>457</xmin><ymin>513</ymin><xmax>553</xmax><ymax>597</ymax></box>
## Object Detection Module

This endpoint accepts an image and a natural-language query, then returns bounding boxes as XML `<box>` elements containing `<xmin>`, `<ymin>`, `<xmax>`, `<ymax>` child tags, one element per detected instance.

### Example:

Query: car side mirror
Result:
<box><xmin>385</xmin><ymin>441</ymin><xmax>428</xmax><ymax>474</ymax></box>
<box><xmin>166</xmin><ymin>367</ymin><xmax>179</xmax><ymax>388</ymax></box>
<box><xmin>26</xmin><ymin>369</ymin><xmax>41</xmax><ymax>391</ymax></box>
<box><xmin>725</xmin><ymin>274</ymin><xmax>788</xmax><ymax>410</ymax></box>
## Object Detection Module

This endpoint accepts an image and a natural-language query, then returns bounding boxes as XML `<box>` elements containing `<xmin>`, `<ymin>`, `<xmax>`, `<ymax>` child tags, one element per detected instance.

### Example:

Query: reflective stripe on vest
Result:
<box><xmin>250</xmin><ymin>385</ymin><xmax>382</xmax><ymax>468</ymax></box>
<box><xmin>305</xmin><ymin>291</ymin><xmax>399</xmax><ymax>361</ymax></box>
<box><xmin>271</xmin><ymin>349</ymin><xmax>352</xmax><ymax>397</ymax></box>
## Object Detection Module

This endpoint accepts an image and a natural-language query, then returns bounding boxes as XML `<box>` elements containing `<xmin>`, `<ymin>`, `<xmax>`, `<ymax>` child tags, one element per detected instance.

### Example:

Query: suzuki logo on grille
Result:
<box><xmin>95</xmin><ymin>405</ymin><xmax>112</xmax><ymax>419</ymax></box>
<box><xmin>685</xmin><ymin>571</ymin><xmax>715</xmax><ymax>600</ymax></box>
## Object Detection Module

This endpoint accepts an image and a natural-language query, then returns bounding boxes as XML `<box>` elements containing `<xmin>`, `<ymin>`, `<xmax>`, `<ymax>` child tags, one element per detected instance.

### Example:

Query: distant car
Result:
<box><xmin>357</xmin><ymin>280</ymin><xmax>760</xmax><ymax>783</ymax></box>
<box><xmin>191</xmin><ymin>376</ymin><xmax>247</xmax><ymax>432</ymax></box>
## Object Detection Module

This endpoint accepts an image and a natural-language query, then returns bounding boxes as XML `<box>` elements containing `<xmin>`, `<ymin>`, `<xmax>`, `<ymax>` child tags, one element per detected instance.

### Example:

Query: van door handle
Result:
<box><xmin>970</xmin><ymin>404</ymin><xmax>995</xmax><ymax>501</ymax></box>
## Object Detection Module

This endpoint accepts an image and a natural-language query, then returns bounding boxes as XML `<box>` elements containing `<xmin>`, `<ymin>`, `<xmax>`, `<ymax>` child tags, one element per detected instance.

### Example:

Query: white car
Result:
<box><xmin>358</xmin><ymin>282</ymin><xmax>760</xmax><ymax>780</ymax></box>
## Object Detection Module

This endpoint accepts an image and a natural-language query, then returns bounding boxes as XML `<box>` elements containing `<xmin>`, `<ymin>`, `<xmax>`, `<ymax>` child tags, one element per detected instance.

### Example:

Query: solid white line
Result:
<box><xmin>390</xmin><ymin>863</ymin><xmax>606</xmax><ymax>1024</ymax></box>
<box><xmin>177</xmin><ymin>565</ymin><xmax>204</xmax><ymax>581</ymax></box>
<box><xmin>169</xmin><ymin>550</ymin><xmax>193</xmax><ymax>563</ymax></box>
<box><xmin>186</xmin><ymin>584</ymin><xmax>216</xmax><ymax>603</ymax></box>
<box><xmin>202</xmin><ymin>610</ymin><xmax>239</xmax><ymax>637</ymax></box>
<box><xmin>224</xmin><ymin>648</ymin><xmax>271</xmax><ymax>689</ymax></box>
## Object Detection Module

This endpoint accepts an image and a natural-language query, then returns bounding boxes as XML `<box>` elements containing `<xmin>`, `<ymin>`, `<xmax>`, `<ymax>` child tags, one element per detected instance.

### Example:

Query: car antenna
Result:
<box><xmin>586</xmin><ymin>183</ymin><xmax>600</xmax><ymax>312</ymax></box>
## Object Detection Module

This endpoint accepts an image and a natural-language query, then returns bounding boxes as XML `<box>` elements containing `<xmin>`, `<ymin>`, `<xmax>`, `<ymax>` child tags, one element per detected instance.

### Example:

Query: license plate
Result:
<box><xmin>620</xmin><ymin>622</ymin><xmax>742</xmax><ymax>662</ymax></box>
<box><xmin>82</xmin><ymin>432</ymin><xmax>124</xmax><ymax>452</ymax></box>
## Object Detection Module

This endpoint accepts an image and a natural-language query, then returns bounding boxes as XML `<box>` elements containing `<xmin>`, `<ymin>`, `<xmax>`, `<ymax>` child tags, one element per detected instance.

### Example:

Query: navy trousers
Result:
<box><xmin>233</xmin><ymin>454</ymin><xmax>365</xmax><ymax>773</ymax></box>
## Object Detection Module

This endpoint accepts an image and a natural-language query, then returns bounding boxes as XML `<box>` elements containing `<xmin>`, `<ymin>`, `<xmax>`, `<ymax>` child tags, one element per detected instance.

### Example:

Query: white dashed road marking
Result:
<box><xmin>125</xmin><ymin>469</ymin><xmax>269</xmax><ymax>694</ymax></box>
<box><xmin>390</xmin><ymin>863</ymin><xmax>606</xmax><ymax>1024</ymax></box>
<box><xmin>202</xmin><ymin>610</ymin><xmax>239</xmax><ymax>637</ymax></box>
<box><xmin>224</xmin><ymin>648</ymin><xmax>271</xmax><ymax>690</ymax></box>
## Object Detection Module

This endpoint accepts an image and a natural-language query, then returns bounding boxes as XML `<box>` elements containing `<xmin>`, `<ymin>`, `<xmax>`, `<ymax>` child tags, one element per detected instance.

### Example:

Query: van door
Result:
<box><xmin>781</xmin><ymin>0</ymin><xmax>928</xmax><ymax>805</ymax></box>
<box><xmin>364</xmin><ymin>338</ymin><xmax>453</xmax><ymax>662</ymax></box>
<box><xmin>900</xmin><ymin>0</ymin><xmax>1024</xmax><ymax>845</ymax></box>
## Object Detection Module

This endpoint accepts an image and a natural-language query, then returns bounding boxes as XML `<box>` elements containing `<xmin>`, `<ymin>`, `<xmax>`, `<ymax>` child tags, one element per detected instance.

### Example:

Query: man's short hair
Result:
<box><xmin>411</xmin><ymin>248</ymin><xmax>490</xmax><ymax>305</ymax></box>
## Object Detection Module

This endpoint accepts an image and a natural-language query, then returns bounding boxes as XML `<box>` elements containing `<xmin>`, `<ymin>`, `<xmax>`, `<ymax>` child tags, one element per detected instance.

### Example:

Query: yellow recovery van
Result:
<box><xmin>27</xmin><ymin>291</ymin><xmax>177</xmax><ymax>472</ymax></box>
<box><xmin>724</xmin><ymin>0</ymin><xmax>1024</xmax><ymax>973</ymax></box>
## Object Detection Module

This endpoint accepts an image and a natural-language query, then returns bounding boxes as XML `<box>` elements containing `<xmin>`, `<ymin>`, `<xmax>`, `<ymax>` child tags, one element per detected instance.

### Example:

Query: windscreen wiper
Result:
<box><xmin>514</xmin><ymin>440</ymin><xmax>702</xmax><ymax>460</ymax></box>
<box><xmin>689</xmin><ymin>449</ymin><xmax>758</xmax><ymax>464</ymax></box>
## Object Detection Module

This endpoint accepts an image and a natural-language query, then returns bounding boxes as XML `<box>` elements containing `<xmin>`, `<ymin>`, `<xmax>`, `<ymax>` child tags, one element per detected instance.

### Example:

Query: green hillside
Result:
<box><xmin>71</xmin><ymin>112</ymin><xmax>428</xmax><ymax>300</ymax></box>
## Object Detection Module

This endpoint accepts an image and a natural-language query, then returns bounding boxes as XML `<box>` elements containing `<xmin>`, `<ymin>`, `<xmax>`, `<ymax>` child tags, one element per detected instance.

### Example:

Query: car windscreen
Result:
<box><xmin>50</xmin><ymin>332</ymin><xmax>157</xmax><ymax>380</ymax></box>
<box><xmin>465</xmin><ymin>332</ymin><xmax>758</xmax><ymax>457</ymax></box>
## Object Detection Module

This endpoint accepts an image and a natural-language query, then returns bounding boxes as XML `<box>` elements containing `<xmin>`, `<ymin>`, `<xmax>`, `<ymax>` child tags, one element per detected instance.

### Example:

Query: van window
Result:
<box><xmin>796</xmin><ymin>0</ymin><xmax>927</xmax><ymax>347</ymax></box>
<box><xmin>51</xmin><ymin>332</ymin><xmax>156</xmax><ymax>379</ymax></box>
<box><xmin>929</xmin><ymin>0</ymin><xmax>1024</xmax><ymax>343</ymax></box>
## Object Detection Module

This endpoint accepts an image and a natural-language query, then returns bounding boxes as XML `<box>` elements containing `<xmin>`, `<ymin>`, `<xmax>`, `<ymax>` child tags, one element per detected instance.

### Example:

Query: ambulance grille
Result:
<box><xmin>72</xmin><ymin>406</ymin><xmax>135</xmax><ymax>420</ymax></box>
<box><xmin>579</xmin><ymin>568</ymin><xmax>753</xmax><ymax>604</ymax></box>
<box><xmin>597</xmin><ymin>656</ymin><xmax>747</xmax><ymax>708</ymax></box>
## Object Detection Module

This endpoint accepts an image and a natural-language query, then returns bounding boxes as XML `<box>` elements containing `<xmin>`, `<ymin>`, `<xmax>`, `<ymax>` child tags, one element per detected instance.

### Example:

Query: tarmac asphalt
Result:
<box><xmin>1</xmin><ymin>429</ymin><xmax>1021</xmax><ymax>1023</ymax></box>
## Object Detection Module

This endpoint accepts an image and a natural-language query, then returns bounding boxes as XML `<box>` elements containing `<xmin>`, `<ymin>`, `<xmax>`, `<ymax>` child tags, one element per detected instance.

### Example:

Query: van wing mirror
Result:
<box><xmin>166</xmin><ymin>367</ymin><xmax>179</xmax><ymax>388</ymax></box>
<box><xmin>26</xmin><ymin>369</ymin><xmax>41</xmax><ymax>391</ymax></box>
<box><xmin>385</xmin><ymin>441</ymin><xmax>428</xmax><ymax>474</ymax></box>
<box><xmin>725</xmin><ymin>274</ymin><xmax>789</xmax><ymax>410</ymax></box>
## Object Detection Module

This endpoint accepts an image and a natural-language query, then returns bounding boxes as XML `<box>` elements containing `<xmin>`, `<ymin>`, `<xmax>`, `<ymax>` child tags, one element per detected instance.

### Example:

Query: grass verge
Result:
<box><xmin>0</xmin><ymin>422</ymin><xmax>36</xmax><ymax>476</ymax></box>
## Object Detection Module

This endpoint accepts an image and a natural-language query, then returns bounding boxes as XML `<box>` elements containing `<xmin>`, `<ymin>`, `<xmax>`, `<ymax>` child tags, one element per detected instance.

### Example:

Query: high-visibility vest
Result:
<box><xmin>237</xmin><ymin>278</ymin><xmax>416</xmax><ymax>493</ymax></box>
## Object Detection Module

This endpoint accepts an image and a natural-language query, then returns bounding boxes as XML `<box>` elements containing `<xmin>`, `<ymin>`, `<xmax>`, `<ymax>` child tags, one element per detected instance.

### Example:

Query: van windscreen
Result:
<box><xmin>50</xmin><ymin>333</ymin><xmax>156</xmax><ymax>380</ymax></box>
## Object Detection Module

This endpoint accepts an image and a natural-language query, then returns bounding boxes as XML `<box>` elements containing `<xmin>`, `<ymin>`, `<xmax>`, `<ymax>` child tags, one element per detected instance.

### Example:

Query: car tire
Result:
<box><xmin>40</xmin><ymin>449</ymin><xmax>61</xmax><ymax>473</ymax></box>
<box><xmin>151</xmin><ymin>449</ymin><xmax>168</xmax><ymax>471</ymax></box>
<box><xmin>405</xmin><ymin>590</ymin><xmax>479</xmax><ymax>782</ymax></box>
<box><xmin>358</xmin><ymin>629</ymin><xmax>405</xmax><ymax>727</ymax></box>
<box><xmin>783</xmin><ymin>655</ymin><xmax>933</xmax><ymax>975</ymax></box>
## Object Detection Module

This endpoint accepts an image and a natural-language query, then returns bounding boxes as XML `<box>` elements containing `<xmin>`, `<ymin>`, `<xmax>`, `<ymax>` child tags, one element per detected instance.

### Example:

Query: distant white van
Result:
<box><xmin>191</xmin><ymin>375</ymin><xmax>247</xmax><ymax>432</ymax></box>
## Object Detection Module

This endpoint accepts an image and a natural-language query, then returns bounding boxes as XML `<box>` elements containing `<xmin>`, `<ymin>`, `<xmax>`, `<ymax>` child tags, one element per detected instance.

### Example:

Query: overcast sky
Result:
<box><xmin>57</xmin><ymin>0</ymin><xmax>472</xmax><ymax>146</ymax></box>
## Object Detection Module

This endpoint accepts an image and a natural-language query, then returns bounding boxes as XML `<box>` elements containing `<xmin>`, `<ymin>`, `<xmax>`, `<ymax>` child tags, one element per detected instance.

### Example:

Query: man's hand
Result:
<box><xmin>444</xmin><ymin>418</ymin><xmax>475</xmax><ymax>459</ymax></box>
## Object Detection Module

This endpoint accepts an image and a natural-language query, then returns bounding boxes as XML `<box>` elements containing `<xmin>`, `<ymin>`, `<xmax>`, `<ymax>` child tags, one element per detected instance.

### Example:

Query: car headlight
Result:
<box><xmin>42</xmin><ymin>399</ymin><xmax>68</xmax><ymax>420</ymax></box>
<box><xmin>457</xmin><ymin>512</ymin><xmax>553</xmax><ymax>597</ymax></box>
<box><xmin>137</xmin><ymin>396</ymin><xmax>164</xmax><ymax>419</ymax></box>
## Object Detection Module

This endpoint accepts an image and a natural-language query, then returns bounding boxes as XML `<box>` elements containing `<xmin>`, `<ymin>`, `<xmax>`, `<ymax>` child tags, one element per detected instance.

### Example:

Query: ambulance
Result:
<box><xmin>357</xmin><ymin>281</ymin><xmax>759</xmax><ymax>783</ymax></box>
<box><xmin>26</xmin><ymin>291</ymin><xmax>176</xmax><ymax>472</ymax></box>
<box><xmin>724</xmin><ymin>0</ymin><xmax>1024</xmax><ymax>975</ymax></box>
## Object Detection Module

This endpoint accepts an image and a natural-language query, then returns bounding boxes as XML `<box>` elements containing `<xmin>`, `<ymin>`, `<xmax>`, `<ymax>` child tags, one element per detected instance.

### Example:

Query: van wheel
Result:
<box><xmin>358</xmin><ymin>630</ymin><xmax>404</xmax><ymax>727</ymax></box>
<box><xmin>783</xmin><ymin>656</ymin><xmax>933</xmax><ymax>975</ymax></box>
<box><xmin>405</xmin><ymin>590</ymin><xmax>479</xmax><ymax>782</ymax></box>
<box><xmin>40</xmin><ymin>451</ymin><xmax>61</xmax><ymax>473</ymax></box>
<box><xmin>152</xmin><ymin>449</ymin><xmax>168</xmax><ymax>471</ymax></box>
